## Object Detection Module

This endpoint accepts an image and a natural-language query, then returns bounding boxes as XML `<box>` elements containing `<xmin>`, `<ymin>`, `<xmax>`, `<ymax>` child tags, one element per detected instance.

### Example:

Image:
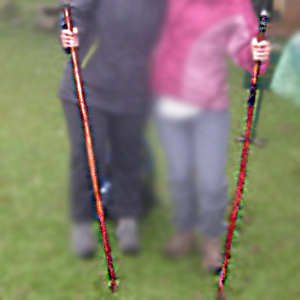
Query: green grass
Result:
<box><xmin>1</xmin><ymin>4</ymin><xmax>300</xmax><ymax>300</ymax></box>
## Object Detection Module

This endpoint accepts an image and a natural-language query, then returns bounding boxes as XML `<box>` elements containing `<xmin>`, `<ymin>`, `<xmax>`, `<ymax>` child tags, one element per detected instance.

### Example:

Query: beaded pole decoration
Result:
<box><xmin>216</xmin><ymin>10</ymin><xmax>269</xmax><ymax>300</ymax></box>
<box><xmin>61</xmin><ymin>0</ymin><xmax>118</xmax><ymax>292</ymax></box>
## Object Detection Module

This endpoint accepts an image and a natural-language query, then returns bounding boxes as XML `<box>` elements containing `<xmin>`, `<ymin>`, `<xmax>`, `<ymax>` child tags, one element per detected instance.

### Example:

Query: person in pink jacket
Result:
<box><xmin>151</xmin><ymin>0</ymin><xmax>271</xmax><ymax>273</ymax></box>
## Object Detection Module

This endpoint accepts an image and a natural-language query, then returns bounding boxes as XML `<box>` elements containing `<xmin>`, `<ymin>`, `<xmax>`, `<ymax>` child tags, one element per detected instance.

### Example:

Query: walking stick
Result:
<box><xmin>217</xmin><ymin>10</ymin><xmax>269</xmax><ymax>299</ymax></box>
<box><xmin>61</xmin><ymin>1</ymin><xmax>118</xmax><ymax>292</ymax></box>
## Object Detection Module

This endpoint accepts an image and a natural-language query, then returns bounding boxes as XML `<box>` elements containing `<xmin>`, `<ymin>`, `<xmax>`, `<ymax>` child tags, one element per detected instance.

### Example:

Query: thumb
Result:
<box><xmin>73</xmin><ymin>27</ymin><xmax>78</xmax><ymax>34</ymax></box>
<box><xmin>251</xmin><ymin>37</ymin><xmax>258</xmax><ymax>47</ymax></box>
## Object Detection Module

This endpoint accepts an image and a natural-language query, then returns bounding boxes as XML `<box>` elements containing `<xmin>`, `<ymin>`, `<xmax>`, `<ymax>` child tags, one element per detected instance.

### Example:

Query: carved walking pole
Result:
<box><xmin>217</xmin><ymin>10</ymin><xmax>269</xmax><ymax>300</ymax></box>
<box><xmin>61</xmin><ymin>0</ymin><xmax>118</xmax><ymax>292</ymax></box>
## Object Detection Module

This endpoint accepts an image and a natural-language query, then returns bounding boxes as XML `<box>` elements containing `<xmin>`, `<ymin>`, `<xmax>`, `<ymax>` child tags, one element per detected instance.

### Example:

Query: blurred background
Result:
<box><xmin>1</xmin><ymin>0</ymin><xmax>300</xmax><ymax>299</ymax></box>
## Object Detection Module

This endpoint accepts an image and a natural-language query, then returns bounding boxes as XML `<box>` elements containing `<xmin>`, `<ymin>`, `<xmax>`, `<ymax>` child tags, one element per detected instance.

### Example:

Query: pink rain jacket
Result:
<box><xmin>151</xmin><ymin>0</ymin><xmax>269</xmax><ymax>110</ymax></box>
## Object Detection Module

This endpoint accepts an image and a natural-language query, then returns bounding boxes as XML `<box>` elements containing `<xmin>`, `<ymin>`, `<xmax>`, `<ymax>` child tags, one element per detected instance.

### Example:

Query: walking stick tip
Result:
<box><xmin>109</xmin><ymin>278</ymin><xmax>119</xmax><ymax>293</ymax></box>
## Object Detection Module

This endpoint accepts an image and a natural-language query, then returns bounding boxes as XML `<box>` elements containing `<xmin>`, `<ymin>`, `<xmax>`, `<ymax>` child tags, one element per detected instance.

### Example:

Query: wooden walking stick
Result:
<box><xmin>61</xmin><ymin>0</ymin><xmax>118</xmax><ymax>292</ymax></box>
<box><xmin>217</xmin><ymin>10</ymin><xmax>269</xmax><ymax>299</ymax></box>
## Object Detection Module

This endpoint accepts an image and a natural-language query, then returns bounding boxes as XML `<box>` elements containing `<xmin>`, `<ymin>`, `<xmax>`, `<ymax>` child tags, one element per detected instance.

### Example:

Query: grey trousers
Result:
<box><xmin>61</xmin><ymin>100</ymin><xmax>147</xmax><ymax>222</ymax></box>
<box><xmin>156</xmin><ymin>109</ymin><xmax>230</xmax><ymax>238</ymax></box>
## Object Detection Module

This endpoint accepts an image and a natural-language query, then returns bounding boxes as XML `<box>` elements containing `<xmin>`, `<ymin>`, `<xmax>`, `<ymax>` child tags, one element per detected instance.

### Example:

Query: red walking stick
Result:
<box><xmin>217</xmin><ymin>10</ymin><xmax>269</xmax><ymax>299</ymax></box>
<box><xmin>61</xmin><ymin>0</ymin><xmax>118</xmax><ymax>292</ymax></box>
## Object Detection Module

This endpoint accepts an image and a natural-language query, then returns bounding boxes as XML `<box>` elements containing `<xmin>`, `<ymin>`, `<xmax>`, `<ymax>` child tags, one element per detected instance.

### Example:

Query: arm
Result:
<box><xmin>226</xmin><ymin>0</ymin><xmax>270</xmax><ymax>74</ymax></box>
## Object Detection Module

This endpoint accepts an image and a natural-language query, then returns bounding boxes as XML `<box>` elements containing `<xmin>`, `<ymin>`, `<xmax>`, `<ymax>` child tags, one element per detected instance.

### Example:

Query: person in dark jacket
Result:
<box><xmin>59</xmin><ymin>0</ymin><xmax>166</xmax><ymax>258</ymax></box>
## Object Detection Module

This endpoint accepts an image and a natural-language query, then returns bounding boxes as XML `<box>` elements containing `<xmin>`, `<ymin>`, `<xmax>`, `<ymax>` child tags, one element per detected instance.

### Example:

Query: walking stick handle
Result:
<box><xmin>257</xmin><ymin>10</ymin><xmax>269</xmax><ymax>43</ymax></box>
<box><xmin>251</xmin><ymin>10</ymin><xmax>269</xmax><ymax>97</ymax></box>
<box><xmin>61</xmin><ymin>1</ymin><xmax>74</xmax><ymax>32</ymax></box>
<box><xmin>61</xmin><ymin>0</ymin><xmax>71</xmax><ymax>7</ymax></box>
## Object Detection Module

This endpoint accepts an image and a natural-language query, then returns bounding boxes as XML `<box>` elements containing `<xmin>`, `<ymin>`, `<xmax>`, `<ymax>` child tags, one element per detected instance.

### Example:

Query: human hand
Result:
<box><xmin>251</xmin><ymin>37</ymin><xmax>271</xmax><ymax>62</ymax></box>
<box><xmin>60</xmin><ymin>27</ymin><xmax>79</xmax><ymax>48</ymax></box>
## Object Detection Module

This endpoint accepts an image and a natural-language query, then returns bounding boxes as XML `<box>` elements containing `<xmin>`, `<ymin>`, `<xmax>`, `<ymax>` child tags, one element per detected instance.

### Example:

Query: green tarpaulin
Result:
<box><xmin>271</xmin><ymin>32</ymin><xmax>300</xmax><ymax>106</ymax></box>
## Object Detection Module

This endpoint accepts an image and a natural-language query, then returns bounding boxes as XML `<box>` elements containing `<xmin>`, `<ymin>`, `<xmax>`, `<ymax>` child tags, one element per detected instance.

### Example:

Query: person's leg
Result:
<box><xmin>106</xmin><ymin>112</ymin><xmax>147</xmax><ymax>254</ymax></box>
<box><xmin>155</xmin><ymin>115</ymin><xmax>197</xmax><ymax>258</ymax></box>
<box><xmin>193</xmin><ymin>109</ymin><xmax>230</xmax><ymax>272</ymax></box>
<box><xmin>61</xmin><ymin>100</ymin><xmax>108</xmax><ymax>258</ymax></box>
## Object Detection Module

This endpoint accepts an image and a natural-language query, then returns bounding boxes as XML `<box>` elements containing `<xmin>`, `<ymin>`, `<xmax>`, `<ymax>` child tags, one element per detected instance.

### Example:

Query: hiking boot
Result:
<box><xmin>116</xmin><ymin>218</ymin><xmax>140</xmax><ymax>255</ymax></box>
<box><xmin>71</xmin><ymin>222</ymin><xmax>97</xmax><ymax>259</ymax></box>
<box><xmin>163</xmin><ymin>230</ymin><xmax>195</xmax><ymax>259</ymax></box>
<box><xmin>200</xmin><ymin>237</ymin><xmax>223</xmax><ymax>274</ymax></box>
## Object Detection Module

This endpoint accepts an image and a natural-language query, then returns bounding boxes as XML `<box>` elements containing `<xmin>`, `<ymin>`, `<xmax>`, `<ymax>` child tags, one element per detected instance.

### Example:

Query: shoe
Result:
<box><xmin>201</xmin><ymin>237</ymin><xmax>223</xmax><ymax>274</ymax></box>
<box><xmin>71</xmin><ymin>222</ymin><xmax>97</xmax><ymax>259</ymax></box>
<box><xmin>163</xmin><ymin>230</ymin><xmax>195</xmax><ymax>259</ymax></box>
<box><xmin>116</xmin><ymin>218</ymin><xmax>140</xmax><ymax>255</ymax></box>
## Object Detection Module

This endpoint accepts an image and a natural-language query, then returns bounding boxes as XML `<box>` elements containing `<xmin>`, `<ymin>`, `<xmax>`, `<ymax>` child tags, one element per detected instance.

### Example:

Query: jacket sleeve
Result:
<box><xmin>59</xmin><ymin>0</ymin><xmax>96</xmax><ymax>55</ymax></box>
<box><xmin>226</xmin><ymin>0</ymin><xmax>269</xmax><ymax>74</ymax></box>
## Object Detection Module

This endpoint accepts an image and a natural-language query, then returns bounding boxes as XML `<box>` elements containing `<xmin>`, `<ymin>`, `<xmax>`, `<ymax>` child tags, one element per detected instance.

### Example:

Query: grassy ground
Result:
<box><xmin>1</xmin><ymin>4</ymin><xmax>300</xmax><ymax>300</ymax></box>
